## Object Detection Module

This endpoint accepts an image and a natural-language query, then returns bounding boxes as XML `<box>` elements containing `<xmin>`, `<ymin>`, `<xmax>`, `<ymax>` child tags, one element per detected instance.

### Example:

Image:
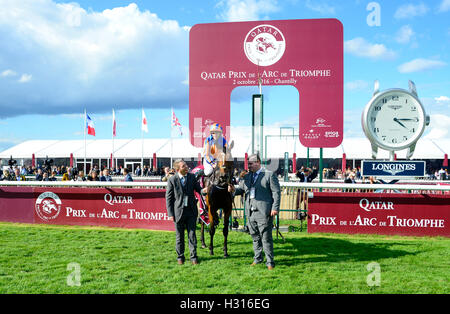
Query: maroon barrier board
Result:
<box><xmin>189</xmin><ymin>19</ymin><xmax>343</xmax><ymax>148</ymax></box>
<box><xmin>0</xmin><ymin>187</ymin><xmax>35</xmax><ymax>223</ymax></box>
<box><xmin>0</xmin><ymin>187</ymin><xmax>174</xmax><ymax>231</ymax></box>
<box><xmin>308</xmin><ymin>193</ymin><xmax>450</xmax><ymax>237</ymax></box>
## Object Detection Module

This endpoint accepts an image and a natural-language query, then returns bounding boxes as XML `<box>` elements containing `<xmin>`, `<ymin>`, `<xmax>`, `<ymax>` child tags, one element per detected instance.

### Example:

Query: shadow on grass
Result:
<box><xmin>277</xmin><ymin>236</ymin><xmax>416</xmax><ymax>265</ymax></box>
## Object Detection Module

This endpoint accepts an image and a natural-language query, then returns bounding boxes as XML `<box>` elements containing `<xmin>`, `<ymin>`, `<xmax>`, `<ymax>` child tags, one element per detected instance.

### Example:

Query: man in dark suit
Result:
<box><xmin>123</xmin><ymin>168</ymin><xmax>133</xmax><ymax>182</ymax></box>
<box><xmin>231</xmin><ymin>154</ymin><xmax>281</xmax><ymax>270</ymax></box>
<box><xmin>296</xmin><ymin>166</ymin><xmax>318</xmax><ymax>183</ymax></box>
<box><xmin>166</xmin><ymin>159</ymin><xmax>203</xmax><ymax>265</ymax></box>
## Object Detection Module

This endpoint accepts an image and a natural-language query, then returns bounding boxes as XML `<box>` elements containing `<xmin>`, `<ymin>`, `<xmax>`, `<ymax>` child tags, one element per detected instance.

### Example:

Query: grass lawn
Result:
<box><xmin>0</xmin><ymin>221</ymin><xmax>449</xmax><ymax>294</ymax></box>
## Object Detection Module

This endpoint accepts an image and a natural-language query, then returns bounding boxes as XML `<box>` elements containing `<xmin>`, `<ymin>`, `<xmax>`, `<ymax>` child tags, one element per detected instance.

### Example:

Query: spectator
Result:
<box><xmin>62</xmin><ymin>173</ymin><xmax>70</xmax><ymax>181</ymax></box>
<box><xmin>161</xmin><ymin>167</ymin><xmax>175</xmax><ymax>182</ymax></box>
<box><xmin>135</xmin><ymin>165</ymin><xmax>142</xmax><ymax>176</ymax></box>
<box><xmin>35</xmin><ymin>168</ymin><xmax>44</xmax><ymax>181</ymax></box>
<box><xmin>296</xmin><ymin>166</ymin><xmax>318</xmax><ymax>183</ymax></box>
<box><xmin>74</xmin><ymin>171</ymin><xmax>86</xmax><ymax>181</ymax></box>
<box><xmin>123</xmin><ymin>168</ymin><xmax>133</xmax><ymax>182</ymax></box>
<box><xmin>13</xmin><ymin>168</ymin><xmax>26</xmax><ymax>181</ymax></box>
<box><xmin>438</xmin><ymin>168</ymin><xmax>446</xmax><ymax>180</ymax></box>
<box><xmin>87</xmin><ymin>171</ymin><xmax>99</xmax><ymax>181</ymax></box>
<box><xmin>100</xmin><ymin>169</ymin><xmax>112</xmax><ymax>182</ymax></box>
<box><xmin>344</xmin><ymin>172</ymin><xmax>357</xmax><ymax>184</ymax></box>
<box><xmin>49</xmin><ymin>171</ymin><xmax>58</xmax><ymax>181</ymax></box>
<box><xmin>42</xmin><ymin>172</ymin><xmax>50</xmax><ymax>181</ymax></box>
<box><xmin>1</xmin><ymin>169</ymin><xmax>12</xmax><ymax>181</ymax></box>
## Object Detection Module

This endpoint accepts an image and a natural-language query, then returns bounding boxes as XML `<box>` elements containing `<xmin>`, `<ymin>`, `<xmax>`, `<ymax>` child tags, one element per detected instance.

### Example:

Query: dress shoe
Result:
<box><xmin>267</xmin><ymin>265</ymin><xmax>275</xmax><ymax>270</ymax></box>
<box><xmin>177</xmin><ymin>259</ymin><xmax>184</xmax><ymax>265</ymax></box>
<box><xmin>250</xmin><ymin>261</ymin><xmax>262</xmax><ymax>266</ymax></box>
<box><xmin>191</xmin><ymin>259</ymin><xmax>199</xmax><ymax>265</ymax></box>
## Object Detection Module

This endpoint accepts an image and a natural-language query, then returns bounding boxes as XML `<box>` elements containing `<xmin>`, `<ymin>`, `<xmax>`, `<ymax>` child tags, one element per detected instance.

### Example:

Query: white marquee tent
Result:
<box><xmin>1</xmin><ymin>137</ymin><xmax>448</xmax><ymax>161</ymax></box>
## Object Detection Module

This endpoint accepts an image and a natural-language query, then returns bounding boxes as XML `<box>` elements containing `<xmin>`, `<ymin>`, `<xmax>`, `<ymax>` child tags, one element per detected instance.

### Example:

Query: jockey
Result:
<box><xmin>200</xmin><ymin>123</ymin><xmax>228</xmax><ymax>178</ymax></box>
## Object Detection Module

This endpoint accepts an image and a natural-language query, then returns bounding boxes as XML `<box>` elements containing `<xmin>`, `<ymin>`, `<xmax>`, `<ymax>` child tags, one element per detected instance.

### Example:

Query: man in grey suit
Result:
<box><xmin>231</xmin><ymin>154</ymin><xmax>281</xmax><ymax>270</ymax></box>
<box><xmin>166</xmin><ymin>159</ymin><xmax>203</xmax><ymax>265</ymax></box>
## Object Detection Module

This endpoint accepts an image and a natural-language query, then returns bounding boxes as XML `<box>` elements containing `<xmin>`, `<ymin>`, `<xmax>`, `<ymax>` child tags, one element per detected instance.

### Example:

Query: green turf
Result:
<box><xmin>0</xmin><ymin>222</ymin><xmax>448</xmax><ymax>294</ymax></box>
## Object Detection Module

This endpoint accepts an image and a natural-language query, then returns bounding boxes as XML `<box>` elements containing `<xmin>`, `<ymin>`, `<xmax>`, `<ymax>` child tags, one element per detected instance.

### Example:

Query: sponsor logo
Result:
<box><xmin>244</xmin><ymin>24</ymin><xmax>286</xmax><ymax>66</ymax></box>
<box><xmin>324</xmin><ymin>131</ymin><xmax>339</xmax><ymax>138</ymax></box>
<box><xmin>104</xmin><ymin>193</ymin><xmax>133</xmax><ymax>205</ymax></box>
<box><xmin>35</xmin><ymin>191</ymin><xmax>62</xmax><ymax>221</ymax></box>
<box><xmin>371</xmin><ymin>163</ymin><xmax>416</xmax><ymax>176</ymax></box>
<box><xmin>359</xmin><ymin>198</ymin><xmax>394</xmax><ymax>212</ymax></box>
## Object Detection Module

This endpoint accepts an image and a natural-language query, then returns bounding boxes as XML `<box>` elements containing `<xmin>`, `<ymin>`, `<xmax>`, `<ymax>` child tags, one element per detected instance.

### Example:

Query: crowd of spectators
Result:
<box><xmin>1</xmin><ymin>162</ymin><xmax>448</xmax><ymax>183</ymax></box>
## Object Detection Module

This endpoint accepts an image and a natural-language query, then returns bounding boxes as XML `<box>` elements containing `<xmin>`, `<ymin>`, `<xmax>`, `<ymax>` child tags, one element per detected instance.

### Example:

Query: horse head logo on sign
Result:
<box><xmin>189</xmin><ymin>19</ymin><xmax>343</xmax><ymax>148</ymax></box>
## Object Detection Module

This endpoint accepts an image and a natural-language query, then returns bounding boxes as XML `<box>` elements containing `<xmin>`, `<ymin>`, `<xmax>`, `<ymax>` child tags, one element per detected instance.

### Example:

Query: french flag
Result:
<box><xmin>86</xmin><ymin>113</ymin><xmax>96</xmax><ymax>136</ymax></box>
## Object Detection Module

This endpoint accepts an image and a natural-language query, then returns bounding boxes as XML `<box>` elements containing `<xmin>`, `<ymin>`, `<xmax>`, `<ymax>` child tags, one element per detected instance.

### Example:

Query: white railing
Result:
<box><xmin>1</xmin><ymin>180</ymin><xmax>449</xmax><ymax>192</ymax></box>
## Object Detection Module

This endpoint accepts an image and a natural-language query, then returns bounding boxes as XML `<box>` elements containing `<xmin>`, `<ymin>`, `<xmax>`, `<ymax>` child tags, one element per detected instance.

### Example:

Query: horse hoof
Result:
<box><xmin>209</xmin><ymin>251</ymin><xmax>214</xmax><ymax>256</ymax></box>
<box><xmin>202</xmin><ymin>244</ymin><xmax>207</xmax><ymax>249</ymax></box>
<box><xmin>224</xmin><ymin>254</ymin><xmax>229</xmax><ymax>259</ymax></box>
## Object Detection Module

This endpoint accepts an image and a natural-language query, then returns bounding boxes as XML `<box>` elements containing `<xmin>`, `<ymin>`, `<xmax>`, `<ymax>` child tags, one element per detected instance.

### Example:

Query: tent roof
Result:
<box><xmin>1</xmin><ymin>137</ymin><xmax>448</xmax><ymax>160</ymax></box>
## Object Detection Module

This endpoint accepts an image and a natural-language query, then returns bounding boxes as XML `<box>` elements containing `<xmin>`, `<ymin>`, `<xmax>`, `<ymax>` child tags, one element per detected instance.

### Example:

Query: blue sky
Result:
<box><xmin>0</xmin><ymin>0</ymin><xmax>449</xmax><ymax>152</ymax></box>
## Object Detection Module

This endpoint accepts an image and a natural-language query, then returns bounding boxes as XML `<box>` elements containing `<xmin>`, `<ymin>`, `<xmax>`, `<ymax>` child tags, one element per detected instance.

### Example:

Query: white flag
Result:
<box><xmin>141</xmin><ymin>108</ymin><xmax>148</xmax><ymax>133</ymax></box>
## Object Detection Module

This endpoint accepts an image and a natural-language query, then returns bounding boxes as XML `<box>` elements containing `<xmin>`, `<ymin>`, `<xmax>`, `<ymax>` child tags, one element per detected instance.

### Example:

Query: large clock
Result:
<box><xmin>362</xmin><ymin>80</ymin><xmax>430</xmax><ymax>160</ymax></box>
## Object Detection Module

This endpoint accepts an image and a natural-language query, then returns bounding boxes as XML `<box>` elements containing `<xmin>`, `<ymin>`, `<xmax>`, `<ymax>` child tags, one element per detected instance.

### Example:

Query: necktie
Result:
<box><xmin>252</xmin><ymin>172</ymin><xmax>258</xmax><ymax>184</ymax></box>
<box><xmin>181</xmin><ymin>176</ymin><xmax>186</xmax><ymax>186</ymax></box>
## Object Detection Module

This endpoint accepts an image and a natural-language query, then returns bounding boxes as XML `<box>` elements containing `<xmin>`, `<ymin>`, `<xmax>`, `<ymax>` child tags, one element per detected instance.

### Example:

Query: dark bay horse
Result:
<box><xmin>200</xmin><ymin>141</ymin><xmax>234</xmax><ymax>257</ymax></box>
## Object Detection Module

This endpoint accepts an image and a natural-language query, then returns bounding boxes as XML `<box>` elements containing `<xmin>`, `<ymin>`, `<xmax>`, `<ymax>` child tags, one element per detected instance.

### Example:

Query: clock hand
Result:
<box><xmin>393</xmin><ymin>118</ymin><xmax>408</xmax><ymax>129</ymax></box>
<box><xmin>396</xmin><ymin>118</ymin><xmax>419</xmax><ymax>122</ymax></box>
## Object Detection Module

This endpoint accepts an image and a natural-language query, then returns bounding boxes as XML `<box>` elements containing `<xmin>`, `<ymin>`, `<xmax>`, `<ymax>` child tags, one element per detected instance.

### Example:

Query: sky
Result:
<box><xmin>0</xmin><ymin>0</ymin><xmax>449</xmax><ymax>153</ymax></box>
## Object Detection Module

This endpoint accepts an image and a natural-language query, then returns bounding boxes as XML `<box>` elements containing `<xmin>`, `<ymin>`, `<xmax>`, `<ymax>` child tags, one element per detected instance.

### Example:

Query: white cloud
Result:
<box><xmin>345</xmin><ymin>80</ymin><xmax>369</xmax><ymax>91</ymax></box>
<box><xmin>1</xmin><ymin>69</ymin><xmax>17</xmax><ymax>77</ymax></box>
<box><xmin>438</xmin><ymin>0</ymin><xmax>450</xmax><ymax>12</ymax></box>
<box><xmin>398</xmin><ymin>58</ymin><xmax>447</xmax><ymax>73</ymax></box>
<box><xmin>0</xmin><ymin>1</ymin><xmax>190</xmax><ymax>118</ymax></box>
<box><xmin>394</xmin><ymin>3</ymin><xmax>429</xmax><ymax>19</ymax></box>
<box><xmin>216</xmin><ymin>0</ymin><xmax>280</xmax><ymax>22</ymax></box>
<box><xmin>344</xmin><ymin>37</ymin><xmax>396</xmax><ymax>60</ymax></box>
<box><xmin>395</xmin><ymin>25</ymin><xmax>415</xmax><ymax>44</ymax></box>
<box><xmin>18</xmin><ymin>74</ymin><xmax>32</xmax><ymax>83</ymax></box>
<box><xmin>435</xmin><ymin>96</ymin><xmax>450</xmax><ymax>103</ymax></box>
<box><xmin>305</xmin><ymin>0</ymin><xmax>336</xmax><ymax>15</ymax></box>
<box><xmin>424</xmin><ymin>114</ymin><xmax>450</xmax><ymax>140</ymax></box>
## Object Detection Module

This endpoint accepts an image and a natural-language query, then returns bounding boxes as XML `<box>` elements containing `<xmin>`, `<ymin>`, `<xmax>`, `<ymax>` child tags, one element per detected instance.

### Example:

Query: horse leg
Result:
<box><xmin>223</xmin><ymin>204</ymin><xmax>231</xmax><ymax>258</ymax></box>
<box><xmin>209</xmin><ymin>216</ymin><xmax>215</xmax><ymax>256</ymax></box>
<box><xmin>200</xmin><ymin>221</ymin><xmax>207</xmax><ymax>249</ymax></box>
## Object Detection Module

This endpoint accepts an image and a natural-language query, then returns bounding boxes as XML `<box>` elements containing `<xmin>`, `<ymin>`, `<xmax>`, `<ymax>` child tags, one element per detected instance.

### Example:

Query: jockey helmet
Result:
<box><xmin>209</xmin><ymin>123</ymin><xmax>223</xmax><ymax>133</ymax></box>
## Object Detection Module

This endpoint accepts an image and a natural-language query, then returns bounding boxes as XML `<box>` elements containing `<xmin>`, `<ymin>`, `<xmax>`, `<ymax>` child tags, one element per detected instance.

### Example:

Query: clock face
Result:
<box><xmin>365</xmin><ymin>90</ymin><xmax>425</xmax><ymax>150</ymax></box>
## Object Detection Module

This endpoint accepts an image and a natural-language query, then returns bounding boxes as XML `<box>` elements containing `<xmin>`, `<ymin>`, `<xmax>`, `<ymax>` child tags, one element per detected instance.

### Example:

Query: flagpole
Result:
<box><xmin>141</xmin><ymin>107</ymin><xmax>144</xmax><ymax>175</ymax></box>
<box><xmin>112</xmin><ymin>109</ymin><xmax>115</xmax><ymax>171</ymax></box>
<box><xmin>170</xmin><ymin>108</ymin><xmax>173</xmax><ymax>168</ymax></box>
<box><xmin>84</xmin><ymin>108</ymin><xmax>86</xmax><ymax>175</ymax></box>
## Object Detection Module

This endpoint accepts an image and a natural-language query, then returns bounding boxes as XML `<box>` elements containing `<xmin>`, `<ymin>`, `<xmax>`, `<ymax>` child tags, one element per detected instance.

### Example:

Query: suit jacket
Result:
<box><xmin>166</xmin><ymin>172</ymin><xmax>202</xmax><ymax>223</ymax></box>
<box><xmin>234</xmin><ymin>168</ymin><xmax>281</xmax><ymax>221</ymax></box>
<box><xmin>296</xmin><ymin>169</ymin><xmax>318</xmax><ymax>183</ymax></box>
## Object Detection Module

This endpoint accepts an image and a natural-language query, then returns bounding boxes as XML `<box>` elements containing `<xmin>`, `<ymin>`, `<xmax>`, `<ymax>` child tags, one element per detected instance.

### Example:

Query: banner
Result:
<box><xmin>0</xmin><ymin>187</ymin><xmax>174</xmax><ymax>231</ymax></box>
<box><xmin>189</xmin><ymin>19</ymin><xmax>343</xmax><ymax>148</ymax></box>
<box><xmin>361</xmin><ymin>160</ymin><xmax>426</xmax><ymax>178</ymax></box>
<box><xmin>308</xmin><ymin>192</ymin><xmax>450</xmax><ymax>237</ymax></box>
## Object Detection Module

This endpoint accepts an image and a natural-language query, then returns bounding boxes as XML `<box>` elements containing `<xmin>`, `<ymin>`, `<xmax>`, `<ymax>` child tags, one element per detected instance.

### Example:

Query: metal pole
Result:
<box><xmin>319</xmin><ymin>148</ymin><xmax>323</xmax><ymax>183</ymax></box>
<box><xmin>307</xmin><ymin>147</ymin><xmax>310</xmax><ymax>168</ymax></box>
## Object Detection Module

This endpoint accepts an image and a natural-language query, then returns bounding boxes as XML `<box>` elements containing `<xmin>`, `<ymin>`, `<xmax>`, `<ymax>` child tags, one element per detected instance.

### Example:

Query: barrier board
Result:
<box><xmin>0</xmin><ymin>187</ymin><xmax>174</xmax><ymax>231</ymax></box>
<box><xmin>308</xmin><ymin>192</ymin><xmax>450</xmax><ymax>237</ymax></box>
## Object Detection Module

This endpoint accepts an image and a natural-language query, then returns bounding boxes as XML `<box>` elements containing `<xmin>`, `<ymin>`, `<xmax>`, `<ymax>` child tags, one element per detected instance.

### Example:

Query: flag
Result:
<box><xmin>171</xmin><ymin>108</ymin><xmax>183</xmax><ymax>136</ymax></box>
<box><xmin>112</xmin><ymin>109</ymin><xmax>117</xmax><ymax>137</ymax></box>
<box><xmin>141</xmin><ymin>108</ymin><xmax>148</xmax><ymax>133</ymax></box>
<box><xmin>86</xmin><ymin>113</ymin><xmax>95</xmax><ymax>136</ymax></box>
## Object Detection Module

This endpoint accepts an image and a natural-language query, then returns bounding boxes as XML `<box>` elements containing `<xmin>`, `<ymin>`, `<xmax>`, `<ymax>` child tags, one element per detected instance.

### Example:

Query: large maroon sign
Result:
<box><xmin>189</xmin><ymin>19</ymin><xmax>343</xmax><ymax>148</ymax></box>
<box><xmin>0</xmin><ymin>187</ymin><xmax>174</xmax><ymax>231</ymax></box>
<box><xmin>308</xmin><ymin>193</ymin><xmax>450</xmax><ymax>237</ymax></box>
